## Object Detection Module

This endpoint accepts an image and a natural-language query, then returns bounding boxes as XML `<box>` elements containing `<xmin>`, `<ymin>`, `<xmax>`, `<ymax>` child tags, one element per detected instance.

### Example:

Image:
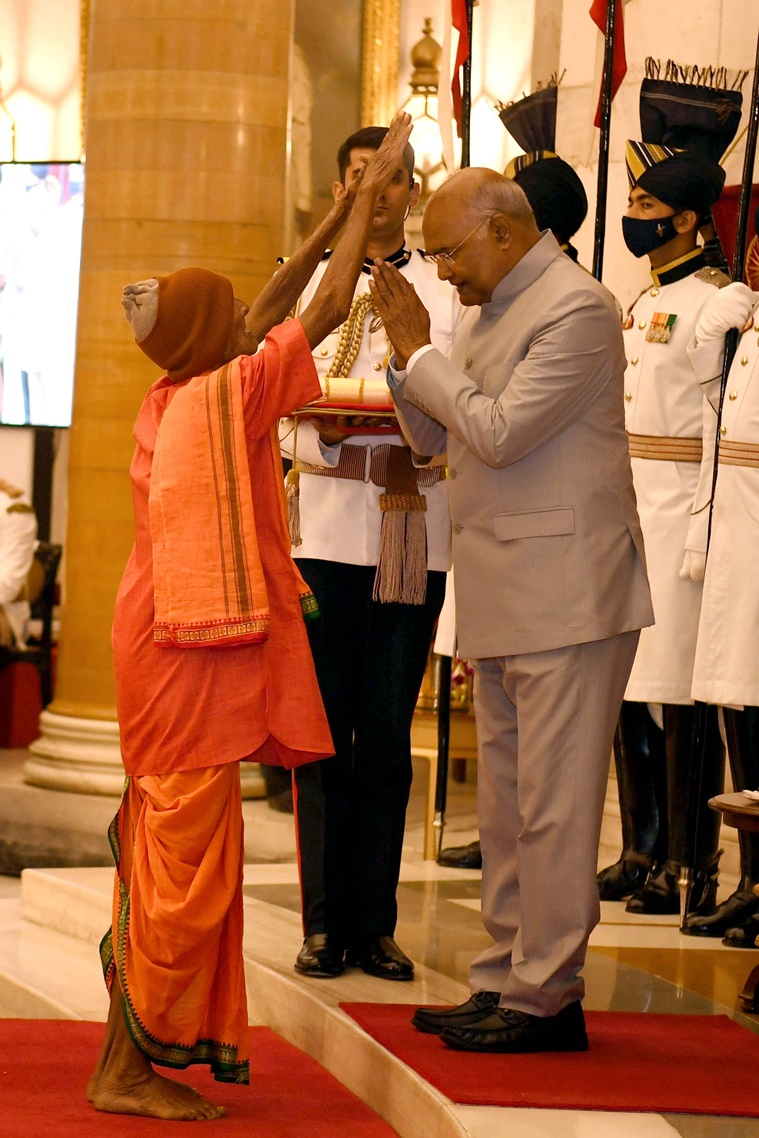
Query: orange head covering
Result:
<box><xmin>125</xmin><ymin>267</ymin><xmax>235</xmax><ymax>382</ymax></box>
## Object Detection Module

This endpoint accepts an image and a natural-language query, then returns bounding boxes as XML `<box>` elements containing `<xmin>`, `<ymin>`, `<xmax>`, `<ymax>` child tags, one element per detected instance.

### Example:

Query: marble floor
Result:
<box><xmin>1</xmin><ymin>756</ymin><xmax>759</xmax><ymax>1136</ymax></box>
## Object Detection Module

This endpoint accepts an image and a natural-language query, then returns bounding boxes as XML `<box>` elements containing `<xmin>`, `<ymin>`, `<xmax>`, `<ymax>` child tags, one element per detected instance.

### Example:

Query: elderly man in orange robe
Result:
<box><xmin>86</xmin><ymin>114</ymin><xmax>411</xmax><ymax>1123</ymax></box>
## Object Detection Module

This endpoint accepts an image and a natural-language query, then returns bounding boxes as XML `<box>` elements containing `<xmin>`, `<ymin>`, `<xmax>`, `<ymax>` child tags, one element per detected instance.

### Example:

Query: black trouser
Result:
<box><xmin>294</xmin><ymin>560</ymin><xmax>446</xmax><ymax>947</ymax></box>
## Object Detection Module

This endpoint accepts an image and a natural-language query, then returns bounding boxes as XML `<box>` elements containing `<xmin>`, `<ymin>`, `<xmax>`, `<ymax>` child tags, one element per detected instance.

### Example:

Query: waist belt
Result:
<box><xmin>718</xmin><ymin>440</ymin><xmax>759</xmax><ymax>468</ymax></box>
<box><xmin>627</xmin><ymin>433</ymin><xmax>703</xmax><ymax>462</ymax></box>
<box><xmin>293</xmin><ymin>443</ymin><xmax>447</xmax><ymax>488</ymax></box>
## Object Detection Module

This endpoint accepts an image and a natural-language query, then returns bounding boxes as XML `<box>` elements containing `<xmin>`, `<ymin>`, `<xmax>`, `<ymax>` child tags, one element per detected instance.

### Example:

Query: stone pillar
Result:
<box><xmin>25</xmin><ymin>0</ymin><xmax>294</xmax><ymax>797</ymax></box>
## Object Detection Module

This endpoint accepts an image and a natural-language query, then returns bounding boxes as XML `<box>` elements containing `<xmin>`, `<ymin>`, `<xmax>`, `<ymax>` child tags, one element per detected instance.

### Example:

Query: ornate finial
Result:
<box><xmin>409</xmin><ymin>19</ymin><xmax>441</xmax><ymax>94</ymax></box>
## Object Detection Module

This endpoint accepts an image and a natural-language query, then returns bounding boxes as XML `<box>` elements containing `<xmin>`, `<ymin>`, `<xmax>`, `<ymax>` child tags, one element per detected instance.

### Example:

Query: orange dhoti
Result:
<box><xmin>100</xmin><ymin>763</ymin><xmax>249</xmax><ymax>1083</ymax></box>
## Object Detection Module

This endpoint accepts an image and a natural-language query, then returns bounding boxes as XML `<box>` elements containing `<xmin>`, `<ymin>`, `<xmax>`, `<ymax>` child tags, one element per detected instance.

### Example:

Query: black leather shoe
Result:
<box><xmin>441</xmin><ymin>1000</ymin><xmax>588</xmax><ymax>1053</ymax></box>
<box><xmin>412</xmin><ymin>990</ymin><xmax>500</xmax><ymax>1035</ymax></box>
<box><xmin>597</xmin><ymin>858</ymin><xmax>650</xmax><ymax>901</ymax></box>
<box><xmin>294</xmin><ymin>934</ymin><xmax>345</xmax><ymax>978</ymax></box>
<box><xmin>437</xmin><ymin>840</ymin><xmax>482</xmax><ymax>870</ymax></box>
<box><xmin>346</xmin><ymin>936</ymin><xmax>414</xmax><ymax>981</ymax></box>
<box><xmin>625</xmin><ymin>864</ymin><xmax>680</xmax><ymax>915</ymax></box>
<box><xmin>723</xmin><ymin>913</ymin><xmax>759</xmax><ymax>949</ymax></box>
<box><xmin>683</xmin><ymin>889</ymin><xmax>759</xmax><ymax>938</ymax></box>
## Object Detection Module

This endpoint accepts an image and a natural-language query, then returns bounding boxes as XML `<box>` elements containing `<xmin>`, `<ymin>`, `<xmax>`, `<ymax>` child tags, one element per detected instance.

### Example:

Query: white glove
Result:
<box><xmin>679</xmin><ymin>549</ymin><xmax>706</xmax><ymax>582</ymax></box>
<box><xmin>694</xmin><ymin>282</ymin><xmax>759</xmax><ymax>345</ymax></box>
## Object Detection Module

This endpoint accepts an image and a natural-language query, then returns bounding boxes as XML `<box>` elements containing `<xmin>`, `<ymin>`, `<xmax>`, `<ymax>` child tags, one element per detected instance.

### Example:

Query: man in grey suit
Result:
<box><xmin>369</xmin><ymin>167</ymin><xmax>654</xmax><ymax>1053</ymax></box>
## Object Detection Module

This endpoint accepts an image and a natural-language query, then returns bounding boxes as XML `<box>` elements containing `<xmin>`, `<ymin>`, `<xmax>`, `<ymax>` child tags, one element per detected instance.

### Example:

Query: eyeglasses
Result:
<box><xmin>421</xmin><ymin>217</ymin><xmax>490</xmax><ymax>266</ymax></box>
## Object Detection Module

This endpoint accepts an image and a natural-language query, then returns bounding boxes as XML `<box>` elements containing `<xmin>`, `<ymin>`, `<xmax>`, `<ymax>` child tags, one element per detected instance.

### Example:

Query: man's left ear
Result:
<box><xmin>491</xmin><ymin>212</ymin><xmax>512</xmax><ymax>247</ymax></box>
<box><xmin>674</xmin><ymin>209</ymin><xmax>699</xmax><ymax>235</ymax></box>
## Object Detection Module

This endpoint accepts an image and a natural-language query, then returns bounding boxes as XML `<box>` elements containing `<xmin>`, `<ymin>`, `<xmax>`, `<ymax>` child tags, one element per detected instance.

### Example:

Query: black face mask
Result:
<box><xmin>622</xmin><ymin>213</ymin><xmax>679</xmax><ymax>258</ymax></box>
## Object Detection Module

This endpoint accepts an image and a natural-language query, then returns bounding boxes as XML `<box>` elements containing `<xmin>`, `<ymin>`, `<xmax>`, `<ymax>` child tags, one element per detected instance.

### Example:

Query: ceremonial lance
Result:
<box><xmin>433</xmin><ymin>0</ymin><xmax>475</xmax><ymax>857</ymax></box>
<box><xmin>592</xmin><ymin>0</ymin><xmax>624</xmax><ymax>281</ymax></box>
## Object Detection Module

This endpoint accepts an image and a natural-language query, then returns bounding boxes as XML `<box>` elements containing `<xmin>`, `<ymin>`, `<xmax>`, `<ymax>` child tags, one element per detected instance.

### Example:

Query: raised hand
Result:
<box><xmin>359</xmin><ymin>112</ymin><xmax>413</xmax><ymax>194</ymax></box>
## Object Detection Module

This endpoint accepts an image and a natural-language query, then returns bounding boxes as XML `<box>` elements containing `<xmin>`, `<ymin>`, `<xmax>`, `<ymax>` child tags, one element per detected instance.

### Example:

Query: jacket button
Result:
<box><xmin>373</xmin><ymin>362</ymin><xmax>382</xmax><ymax>371</ymax></box>
<box><xmin>742</xmin><ymin>356</ymin><xmax>749</xmax><ymax>365</ymax></box>
<box><xmin>638</xmin><ymin>320</ymin><xmax>647</xmax><ymax>329</ymax></box>
<box><xmin>729</xmin><ymin>390</ymin><xmax>738</xmax><ymax>400</ymax></box>
<box><xmin>320</xmin><ymin>348</ymin><xmax>329</xmax><ymax>357</ymax></box>
<box><xmin>720</xmin><ymin>426</ymin><xmax>727</xmax><ymax>437</ymax></box>
<box><xmin>631</xmin><ymin>356</ymin><xmax>639</xmax><ymax>366</ymax></box>
<box><xmin>624</xmin><ymin>391</ymin><xmax>632</xmax><ymax>401</ymax></box>
<box><xmin>650</xmin><ymin>287</ymin><xmax>659</xmax><ymax>297</ymax></box>
<box><xmin>452</xmin><ymin>523</ymin><xmax>462</xmax><ymax>534</ymax></box>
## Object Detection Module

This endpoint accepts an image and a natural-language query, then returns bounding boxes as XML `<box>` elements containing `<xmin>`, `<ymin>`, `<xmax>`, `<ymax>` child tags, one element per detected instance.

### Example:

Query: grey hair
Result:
<box><xmin>431</xmin><ymin>168</ymin><xmax>535</xmax><ymax>226</ymax></box>
<box><xmin>465</xmin><ymin>176</ymin><xmax>534</xmax><ymax>224</ymax></box>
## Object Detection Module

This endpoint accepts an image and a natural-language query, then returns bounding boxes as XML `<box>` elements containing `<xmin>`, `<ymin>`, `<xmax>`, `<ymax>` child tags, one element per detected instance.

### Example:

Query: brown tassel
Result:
<box><xmin>286</xmin><ymin>468</ymin><xmax>302</xmax><ymax>547</ymax></box>
<box><xmin>373</xmin><ymin>495</ymin><xmax>428</xmax><ymax>604</ymax></box>
<box><xmin>372</xmin><ymin>445</ymin><xmax>428</xmax><ymax>604</ymax></box>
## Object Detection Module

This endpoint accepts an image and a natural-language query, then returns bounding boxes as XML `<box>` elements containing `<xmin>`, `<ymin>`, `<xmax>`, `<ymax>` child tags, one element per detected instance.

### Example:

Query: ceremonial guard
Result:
<box><xmin>0</xmin><ymin>479</ymin><xmax>37</xmax><ymax>648</ymax></box>
<box><xmin>682</xmin><ymin>265</ymin><xmax>759</xmax><ymax>946</ymax></box>
<box><xmin>280</xmin><ymin>126</ymin><xmax>461</xmax><ymax>980</ymax></box>
<box><xmin>598</xmin><ymin>61</ymin><xmax>743</xmax><ymax>915</ymax></box>
<box><xmin>437</xmin><ymin>82</ymin><xmax>590</xmax><ymax>874</ymax></box>
<box><xmin>499</xmin><ymin>83</ymin><xmax>589</xmax><ymax>263</ymax></box>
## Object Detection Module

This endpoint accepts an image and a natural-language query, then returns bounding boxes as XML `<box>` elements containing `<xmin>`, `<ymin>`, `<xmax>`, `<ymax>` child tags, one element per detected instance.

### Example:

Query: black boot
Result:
<box><xmin>686</xmin><ymin>708</ymin><xmax>759</xmax><ymax>936</ymax></box>
<box><xmin>598</xmin><ymin>703</ymin><xmax>665</xmax><ymax>900</ymax></box>
<box><xmin>626</xmin><ymin>705</ymin><xmax>724</xmax><ymax>918</ymax></box>
<box><xmin>723</xmin><ymin>911</ymin><xmax>759</xmax><ymax>948</ymax></box>
<box><xmin>626</xmin><ymin>852</ymin><xmax>721</xmax><ymax>916</ymax></box>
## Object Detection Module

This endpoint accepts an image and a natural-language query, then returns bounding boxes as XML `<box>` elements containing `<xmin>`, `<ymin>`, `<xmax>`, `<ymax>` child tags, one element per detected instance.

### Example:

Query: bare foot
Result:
<box><xmin>92</xmin><ymin>1069</ymin><xmax>226</xmax><ymax>1121</ymax></box>
<box><xmin>88</xmin><ymin>976</ymin><xmax>224</xmax><ymax>1119</ymax></box>
<box><xmin>89</xmin><ymin>1066</ymin><xmax>202</xmax><ymax>1105</ymax></box>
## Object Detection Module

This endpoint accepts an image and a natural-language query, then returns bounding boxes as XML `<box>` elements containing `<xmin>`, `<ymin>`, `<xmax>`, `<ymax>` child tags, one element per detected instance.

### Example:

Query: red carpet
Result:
<box><xmin>341</xmin><ymin>1002</ymin><xmax>759</xmax><ymax>1116</ymax></box>
<box><xmin>0</xmin><ymin>1020</ymin><xmax>397</xmax><ymax>1137</ymax></box>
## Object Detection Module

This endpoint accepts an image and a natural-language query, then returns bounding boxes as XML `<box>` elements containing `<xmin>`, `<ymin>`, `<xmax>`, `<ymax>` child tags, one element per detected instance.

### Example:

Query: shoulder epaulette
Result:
<box><xmin>695</xmin><ymin>266</ymin><xmax>732</xmax><ymax>289</ymax></box>
<box><xmin>0</xmin><ymin>479</ymin><xmax>23</xmax><ymax>499</ymax></box>
<box><xmin>7</xmin><ymin>502</ymin><xmax>34</xmax><ymax>514</ymax></box>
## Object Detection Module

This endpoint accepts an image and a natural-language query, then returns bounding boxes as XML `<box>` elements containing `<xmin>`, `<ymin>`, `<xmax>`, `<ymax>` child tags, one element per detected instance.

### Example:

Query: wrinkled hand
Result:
<box><xmin>678</xmin><ymin>549</ymin><xmax>706</xmax><ymax>582</ymax></box>
<box><xmin>695</xmin><ymin>282</ymin><xmax>759</xmax><ymax>345</ymax></box>
<box><xmin>305</xmin><ymin>414</ymin><xmax>381</xmax><ymax>445</ymax></box>
<box><xmin>359</xmin><ymin>112</ymin><xmax>413</xmax><ymax>194</ymax></box>
<box><xmin>369</xmin><ymin>260</ymin><xmax>431</xmax><ymax>369</ymax></box>
<box><xmin>305</xmin><ymin>414</ymin><xmax>351</xmax><ymax>445</ymax></box>
<box><xmin>334</xmin><ymin>164</ymin><xmax>365</xmax><ymax>216</ymax></box>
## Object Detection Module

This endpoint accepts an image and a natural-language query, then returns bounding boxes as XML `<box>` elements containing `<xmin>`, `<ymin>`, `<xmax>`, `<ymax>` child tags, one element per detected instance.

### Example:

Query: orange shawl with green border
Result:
<box><xmin>149</xmin><ymin>357</ymin><xmax>317</xmax><ymax>648</ymax></box>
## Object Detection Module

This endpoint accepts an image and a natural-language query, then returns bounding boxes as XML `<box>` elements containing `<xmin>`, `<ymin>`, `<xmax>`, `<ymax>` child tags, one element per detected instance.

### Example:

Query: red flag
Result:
<box><xmin>451</xmin><ymin>0</ymin><xmax>470</xmax><ymax>139</ymax></box>
<box><xmin>590</xmin><ymin>0</ymin><xmax>627</xmax><ymax>128</ymax></box>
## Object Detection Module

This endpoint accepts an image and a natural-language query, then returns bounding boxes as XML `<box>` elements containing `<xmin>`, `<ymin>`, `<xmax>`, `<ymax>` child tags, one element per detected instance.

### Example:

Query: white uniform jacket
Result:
<box><xmin>390</xmin><ymin>233</ymin><xmax>653</xmax><ymax>660</ymax></box>
<box><xmin>690</xmin><ymin>310</ymin><xmax>759</xmax><ymax>707</ymax></box>
<box><xmin>279</xmin><ymin>249</ymin><xmax>461</xmax><ymax>570</ymax></box>
<box><xmin>0</xmin><ymin>481</ymin><xmax>37</xmax><ymax>646</ymax></box>
<box><xmin>622</xmin><ymin>258</ymin><xmax>728</xmax><ymax>704</ymax></box>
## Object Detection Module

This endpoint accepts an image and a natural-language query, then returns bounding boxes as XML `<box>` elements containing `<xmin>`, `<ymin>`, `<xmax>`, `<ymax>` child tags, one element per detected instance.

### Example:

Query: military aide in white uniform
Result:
<box><xmin>597</xmin><ymin>120</ymin><xmax>735</xmax><ymax>917</ymax></box>
<box><xmin>279</xmin><ymin>126</ymin><xmax>461</xmax><ymax>984</ymax></box>
<box><xmin>0</xmin><ymin>480</ymin><xmax>37</xmax><ymax>648</ymax></box>
<box><xmin>682</xmin><ymin>280</ymin><xmax>759</xmax><ymax>946</ymax></box>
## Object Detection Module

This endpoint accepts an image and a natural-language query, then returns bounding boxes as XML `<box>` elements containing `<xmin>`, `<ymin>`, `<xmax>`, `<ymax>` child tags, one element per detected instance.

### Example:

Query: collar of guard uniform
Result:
<box><xmin>361</xmin><ymin>244</ymin><xmax>412</xmax><ymax>274</ymax></box>
<box><xmin>318</xmin><ymin>243</ymin><xmax>412</xmax><ymax>275</ymax></box>
<box><xmin>650</xmin><ymin>246</ymin><xmax>705</xmax><ymax>286</ymax></box>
